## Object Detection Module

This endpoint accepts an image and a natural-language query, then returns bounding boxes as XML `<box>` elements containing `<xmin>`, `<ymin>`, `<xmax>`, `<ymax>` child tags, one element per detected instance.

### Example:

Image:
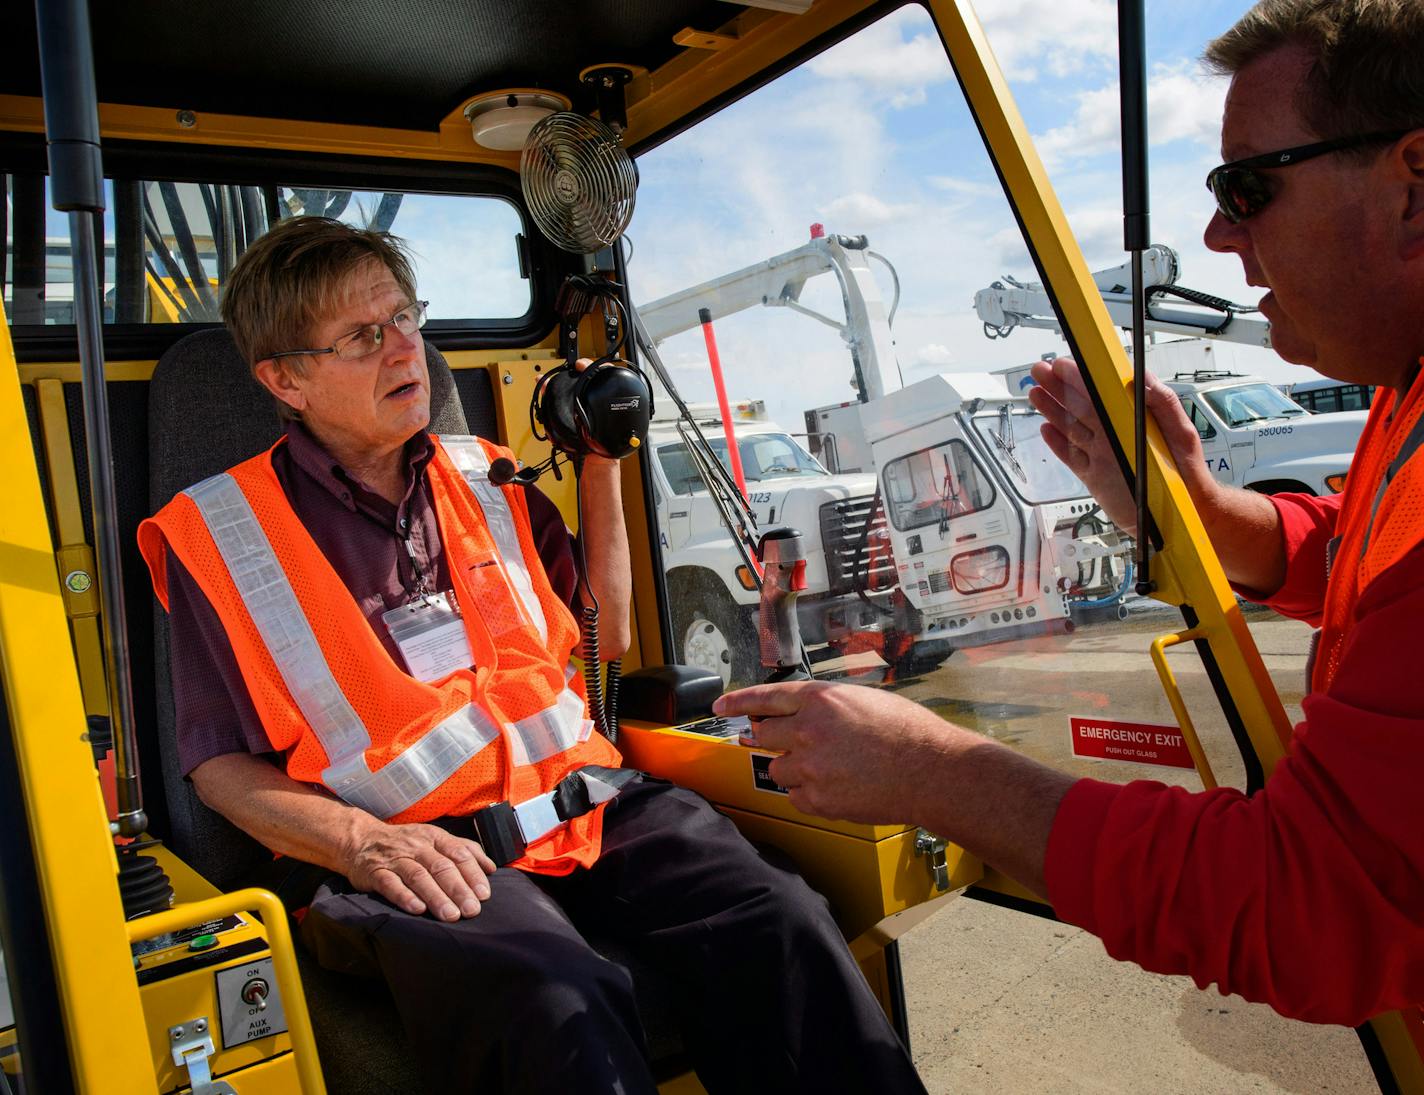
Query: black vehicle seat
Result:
<box><xmin>146</xmin><ymin>328</ymin><xmax>682</xmax><ymax>1092</ymax></box>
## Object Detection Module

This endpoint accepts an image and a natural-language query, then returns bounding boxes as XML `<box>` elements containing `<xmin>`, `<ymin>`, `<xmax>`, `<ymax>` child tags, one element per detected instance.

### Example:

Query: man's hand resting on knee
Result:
<box><xmin>192</xmin><ymin>752</ymin><xmax>496</xmax><ymax>921</ymax></box>
<box><xmin>341</xmin><ymin>815</ymin><xmax>495</xmax><ymax>921</ymax></box>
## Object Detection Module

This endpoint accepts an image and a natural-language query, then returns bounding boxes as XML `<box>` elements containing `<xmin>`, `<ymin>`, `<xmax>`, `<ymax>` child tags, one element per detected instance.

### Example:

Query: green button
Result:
<box><xmin>188</xmin><ymin>934</ymin><xmax>218</xmax><ymax>951</ymax></box>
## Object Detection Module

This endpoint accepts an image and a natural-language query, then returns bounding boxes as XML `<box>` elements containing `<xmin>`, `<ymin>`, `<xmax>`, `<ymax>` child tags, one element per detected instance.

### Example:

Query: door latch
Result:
<box><xmin>914</xmin><ymin>828</ymin><xmax>951</xmax><ymax>892</ymax></box>
<box><xmin>169</xmin><ymin>1017</ymin><xmax>237</xmax><ymax>1095</ymax></box>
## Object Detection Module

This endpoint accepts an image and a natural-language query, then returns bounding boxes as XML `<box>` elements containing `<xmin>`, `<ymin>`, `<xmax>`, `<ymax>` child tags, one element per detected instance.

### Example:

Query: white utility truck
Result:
<box><xmin>637</xmin><ymin>229</ymin><xmax>1134</xmax><ymax>681</ymax></box>
<box><xmin>973</xmin><ymin>250</ymin><xmax>1366</xmax><ymax>497</ymax></box>
<box><xmin>644</xmin><ymin>399</ymin><xmax>892</xmax><ymax>687</ymax></box>
<box><xmin>854</xmin><ymin>371</ymin><xmax>1132</xmax><ymax>667</ymax></box>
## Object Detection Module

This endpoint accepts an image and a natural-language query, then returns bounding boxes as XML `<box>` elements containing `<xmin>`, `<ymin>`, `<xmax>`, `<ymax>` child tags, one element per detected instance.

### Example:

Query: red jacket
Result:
<box><xmin>1045</xmin><ymin>384</ymin><xmax>1424</xmax><ymax>1026</ymax></box>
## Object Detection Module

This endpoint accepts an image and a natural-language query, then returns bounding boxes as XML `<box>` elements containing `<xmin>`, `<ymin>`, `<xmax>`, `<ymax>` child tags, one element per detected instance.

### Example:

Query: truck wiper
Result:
<box><xmin>991</xmin><ymin>405</ymin><xmax>1028</xmax><ymax>483</ymax></box>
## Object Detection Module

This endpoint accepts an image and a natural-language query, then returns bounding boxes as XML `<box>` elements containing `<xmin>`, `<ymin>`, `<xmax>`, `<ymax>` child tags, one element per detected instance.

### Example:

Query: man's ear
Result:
<box><xmin>1400</xmin><ymin>129</ymin><xmax>1424</xmax><ymax>260</ymax></box>
<box><xmin>253</xmin><ymin>358</ymin><xmax>307</xmax><ymax>417</ymax></box>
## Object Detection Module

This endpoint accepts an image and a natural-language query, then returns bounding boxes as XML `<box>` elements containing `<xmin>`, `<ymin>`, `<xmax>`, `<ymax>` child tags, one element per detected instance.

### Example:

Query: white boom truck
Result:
<box><xmin>642</xmin><ymin>397</ymin><xmax>890</xmax><ymax>687</ymax></box>
<box><xmin>973</xmin><ymin>245</ymin><xmax>1366</xmax><ymax>496</ymax></box>
<box><xmin>637</xmin><ymin>230</ymin><xmax>1133</xmax><ymax>681</ymax></box>
<box><xmin>636</xmin><ymin>235</ymin><xmax>908</xmax><ymax>685</ymax></box>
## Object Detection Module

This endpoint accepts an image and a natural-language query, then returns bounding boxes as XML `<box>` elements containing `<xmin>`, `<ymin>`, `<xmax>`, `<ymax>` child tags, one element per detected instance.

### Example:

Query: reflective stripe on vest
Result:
<box><xmin>185</xmin><ymin>472</ymin><xmax>372</xmax><ymax>765</ymax></box>
<box><xmin>181</xmin><ymin>456</ymin><xmax>587</xmax><ymax>819</ymax></box>
<box><xmin>442</xmin><ymin>437</ymin><xmax>548</xmax><ymax>645</ymax></box>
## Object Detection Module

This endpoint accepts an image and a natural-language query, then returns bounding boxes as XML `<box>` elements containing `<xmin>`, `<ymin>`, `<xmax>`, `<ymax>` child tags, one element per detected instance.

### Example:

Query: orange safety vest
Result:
<box><xmin>1313</xmin><ymin>362</ymin><xmax>1424</xmax><ymax>693</ymax></box>
<box><xmin>138</xmin><ymin>434</ymin><xmax>622</xmax><ymax>875</ymax></box>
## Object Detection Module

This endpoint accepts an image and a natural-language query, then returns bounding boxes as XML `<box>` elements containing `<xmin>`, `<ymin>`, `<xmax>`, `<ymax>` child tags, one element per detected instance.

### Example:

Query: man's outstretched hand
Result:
<box><xmin>713</xmin><ymin>679</ymin><xmax>1074</xmax><ymax>897</ymax></box>
<box><xmin>713</xmin><ymin>680</ymin><xmax>954</xmax><ymax>824</ymax></box>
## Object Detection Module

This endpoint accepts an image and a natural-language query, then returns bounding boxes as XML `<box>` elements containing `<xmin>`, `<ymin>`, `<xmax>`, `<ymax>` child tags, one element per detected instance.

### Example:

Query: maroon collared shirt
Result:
<box><xmin>163</xmin><ymin>422</ymin><xmax>578</xmax><ymax>776</ymax></box>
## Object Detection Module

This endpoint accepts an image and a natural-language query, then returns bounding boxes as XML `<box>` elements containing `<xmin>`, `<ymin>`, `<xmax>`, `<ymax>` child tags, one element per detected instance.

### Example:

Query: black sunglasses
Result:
<box><xmin>1205</xmin><ymin>129</ymin><xmax>1411</xmax><ymax>223</ymax></box>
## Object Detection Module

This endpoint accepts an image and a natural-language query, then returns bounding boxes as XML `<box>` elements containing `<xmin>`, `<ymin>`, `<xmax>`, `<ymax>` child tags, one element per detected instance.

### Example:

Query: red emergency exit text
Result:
<box><xmin>1069</xmin><ymin>717</ymin><xmax>1195</xmax><ymax>769</ymax></box>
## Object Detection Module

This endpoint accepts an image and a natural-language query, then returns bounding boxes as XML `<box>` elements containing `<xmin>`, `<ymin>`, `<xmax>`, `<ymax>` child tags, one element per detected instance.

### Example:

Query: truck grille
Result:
<box><xmin>820</xmin><ymin>494</ymin><xmax>897</xmax><ymax>595</ymax></box>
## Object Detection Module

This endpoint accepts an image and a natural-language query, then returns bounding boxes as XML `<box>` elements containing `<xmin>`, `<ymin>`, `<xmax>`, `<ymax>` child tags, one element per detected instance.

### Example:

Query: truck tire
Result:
<box><xmin>669</xmin><ymin>573</ymin><xmax>760</xmax><ymax>689</ymax></box>
<box><xmin>889</xmin><ymin>639</ymin><xmax>955</xmax><ymax>680</ymax></box>
<box><xmin>1247</xmin><ymin>479</ymin><xmax>1315</xmax><ymax>495</ymax></box>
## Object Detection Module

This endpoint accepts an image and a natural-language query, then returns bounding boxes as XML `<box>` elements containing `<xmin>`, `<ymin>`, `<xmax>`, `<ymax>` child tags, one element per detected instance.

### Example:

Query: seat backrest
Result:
<box><xmin>146</xmin><ymin>327</ymin><xmax>489</xmax><ymax>887</ymax></box>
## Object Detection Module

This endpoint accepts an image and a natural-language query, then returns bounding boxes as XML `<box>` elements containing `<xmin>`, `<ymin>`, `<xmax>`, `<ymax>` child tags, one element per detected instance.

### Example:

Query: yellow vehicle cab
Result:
<box><xmin>1</xmin><ymin>0</ymin><xmax>1421</xmax><ymax>1092</ymax></box>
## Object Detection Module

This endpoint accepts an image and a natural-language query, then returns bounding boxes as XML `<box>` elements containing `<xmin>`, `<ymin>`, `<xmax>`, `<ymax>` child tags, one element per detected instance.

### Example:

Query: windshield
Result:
<box><xmin>657</xmin><ymin>431</ymin><xmax>826</xmax><ymax>496</ymax></box>
<box><xmin>973</xmin><ymin>408</ymin><xmax>1090</xmax><ymax>504</ymax></box>
<box><xmin>1203</xmin><ymin>383</ymin><xmax>1308</xmax><ymax>427</ymax></box>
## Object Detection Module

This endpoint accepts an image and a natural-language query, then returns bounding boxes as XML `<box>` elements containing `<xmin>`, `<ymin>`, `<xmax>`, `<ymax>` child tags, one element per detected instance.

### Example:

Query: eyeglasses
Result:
<box><xmin>270</xmin><ymin>300</ymin><xmax>429</xmax><ymax>362</ymax></box>
<box><xmin>1205</xmin><ymin>130</ymin><xmax>1411</xmax><ymax>223</ymax></box>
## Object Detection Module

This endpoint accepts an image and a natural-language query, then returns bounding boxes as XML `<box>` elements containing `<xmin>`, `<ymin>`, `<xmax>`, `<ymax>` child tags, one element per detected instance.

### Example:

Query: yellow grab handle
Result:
<box><xmin>1148</xmin><ymin>628</ymin><xmax>1218</xmax><ymax>790</ymax></box>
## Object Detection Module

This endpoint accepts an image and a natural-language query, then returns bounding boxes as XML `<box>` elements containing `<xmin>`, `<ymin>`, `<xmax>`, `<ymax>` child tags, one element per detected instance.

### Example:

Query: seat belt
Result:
<box><xmin>473</xmin><ymin>766</ymin><xmax>641</xmax><ymax>866</ymax></box>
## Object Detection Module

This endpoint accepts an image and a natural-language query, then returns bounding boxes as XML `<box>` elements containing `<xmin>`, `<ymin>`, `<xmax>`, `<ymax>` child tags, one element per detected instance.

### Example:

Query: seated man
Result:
<box><xmin>139</xmin><ymin>216</ymin><xmax>925</xmax><ymax>1094</ymax></box>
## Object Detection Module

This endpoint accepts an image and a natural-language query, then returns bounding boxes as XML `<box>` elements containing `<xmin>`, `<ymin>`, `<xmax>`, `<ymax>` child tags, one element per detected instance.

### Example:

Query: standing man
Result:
<box><xmin>140</xmin><ymin>216</ymin><xmax>927</xmax><ymax>1093</ymax></box>
<box><xmin>717</xmin><ymin>0</ymin><xmax>1424</xmax><ymax>1025</ymax></box>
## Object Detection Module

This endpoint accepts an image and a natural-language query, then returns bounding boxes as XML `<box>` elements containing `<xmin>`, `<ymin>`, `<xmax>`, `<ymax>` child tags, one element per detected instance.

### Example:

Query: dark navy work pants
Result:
<box><xmin>299</xmin><ymin>780</ymin><xmax>927</xmax><ymax>1094</ymax></box>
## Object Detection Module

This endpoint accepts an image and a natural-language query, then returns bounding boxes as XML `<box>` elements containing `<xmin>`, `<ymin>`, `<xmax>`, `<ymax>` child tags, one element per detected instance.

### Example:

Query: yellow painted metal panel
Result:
<box><xmin>721</xmin><ymin>806</ymin><xmax>980</xmax><ymax>944</ymax></box>
<box><xmin>623</xmin><ymin>0</ymin><xmax>877</xmax><ymax>147</ymax></box>
<box><xmin>18</xmin><ymin>359</ymin><xmax>157</xmax><ymax>383</ymax></box>
<box><xmin>0</xmin><ymin>305</ymin><xmax>153</xmax><ymax>1085</ymax></box>
<box><xmin>34</xmin><ymin>379</ymin><xmax>108</xmax><ymax>716</ymax></box>
<box><xmin>0</xmin><ymin>94</ymin><xmax>519</xmax><ymax>167</ymax></box>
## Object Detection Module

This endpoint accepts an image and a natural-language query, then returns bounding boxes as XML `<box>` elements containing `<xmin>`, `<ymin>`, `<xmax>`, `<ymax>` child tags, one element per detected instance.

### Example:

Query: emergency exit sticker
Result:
<box><xmin>1069</xmin><ymin>717</ymin><xmax>1195</xmax><ymax>769</ymax></box>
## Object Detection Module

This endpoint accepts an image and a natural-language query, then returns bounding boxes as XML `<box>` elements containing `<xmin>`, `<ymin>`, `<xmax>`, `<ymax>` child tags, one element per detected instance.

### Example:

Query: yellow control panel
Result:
<box><xmin>617</xmin><ymin>719</ymin><xmax>983</xmax><ymax>945</ymax></box>
<box><xmin>132</xmin><ymin>847</ymin><xmax>302</xmax><ymax>1093</ymax></box>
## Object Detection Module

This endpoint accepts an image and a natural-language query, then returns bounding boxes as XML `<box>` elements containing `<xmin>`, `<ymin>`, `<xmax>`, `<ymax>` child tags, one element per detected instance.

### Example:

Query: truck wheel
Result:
<box><xmin>670</xmin><ymin>575</ymin><xmax>759</xmax><ymax>689</ymax></box>
<box><xmin>1247</xmin><ymin>479</ymin><xmax>1315</xmax><ymax>496</ymax></box>
<box><xmin>888</xmin><ymin>640</ymin><xmax>955</xmax><ymax>681</ymax></box>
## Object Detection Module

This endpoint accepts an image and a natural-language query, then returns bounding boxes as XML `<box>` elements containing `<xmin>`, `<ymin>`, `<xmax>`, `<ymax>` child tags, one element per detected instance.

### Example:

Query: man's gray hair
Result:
<box><xmin>1205</xmin><ymin>0</ymin><xmax>1424</xmax><ymax>143</ymax></box>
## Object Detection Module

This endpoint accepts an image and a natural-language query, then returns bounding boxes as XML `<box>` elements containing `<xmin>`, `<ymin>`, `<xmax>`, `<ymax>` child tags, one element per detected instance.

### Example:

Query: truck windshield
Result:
<box><xmin>657</xmin><ymin>432</ymin><xmax>826</xmax><ymax>495</ymax></box>
<box><xmin>1203</xmin><ymin>383</ymin><xmax>1308</xmax><ymax>427</ymax></box>
<box><xmin>972</xmin><ymin>410</ymin><xmax>1090</xmax><ymax>504</ymax></box>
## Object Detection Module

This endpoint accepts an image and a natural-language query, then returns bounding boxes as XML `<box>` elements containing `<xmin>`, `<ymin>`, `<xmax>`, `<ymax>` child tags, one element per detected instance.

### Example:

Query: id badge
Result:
<box><xmin>382</xmin><ymin>591</ymin><xmax>474</xmax><ymax>683</ymax></box>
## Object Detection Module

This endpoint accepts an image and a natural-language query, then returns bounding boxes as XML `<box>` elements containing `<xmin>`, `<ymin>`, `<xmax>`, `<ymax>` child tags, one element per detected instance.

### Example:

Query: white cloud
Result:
<box><xmin>1036</xmin><ymin>61</ymin><xmax>1228</xmax><ymax>166</ymax></box>
<box><xmin>805</xmin><ymin>9</ymin><xmax>953</xmax><ymax>103</ymax></box>
<box><xmin>977</xmin><ymin>0</ymin><xmax>1118</xmax><ymax>81</ymax></box>
<box><xmin>928</xmin><ymin>176</ymin><xmax>1001</xmax><ymax>199</ymax></box>
<box><xmin>821</xmin><ymin>192</ymin><xmax>917</xmax><ymax>227</ymax></box>
<box><xmin>915</xmin><ymin>343</ymin><xmax>957</xmax><ymax>367</ymax></box>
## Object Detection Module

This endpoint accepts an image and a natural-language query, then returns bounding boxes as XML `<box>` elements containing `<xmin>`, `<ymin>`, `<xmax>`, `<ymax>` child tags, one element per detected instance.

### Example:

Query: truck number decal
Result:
<box><xmin>749</xmin><ymin>491</ymin><xmax>773</xmax><ymax>504</ymax></box>
<box><xmin>1258</xmin><ymin>425</ymin><xmax>1294</xmax><ymax>437</ymax></box>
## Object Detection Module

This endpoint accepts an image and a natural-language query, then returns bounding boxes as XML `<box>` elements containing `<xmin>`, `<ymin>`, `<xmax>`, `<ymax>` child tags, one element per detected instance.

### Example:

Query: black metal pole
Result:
<box><xmin>1119</xmin><ymin>0</ymin><xmax>1155</xmax><ymax>596</ymax></box>
<box><xmin>35</xmin><ymin>0</ymin><xmax>147</xmax><ymax>835</ymax></box>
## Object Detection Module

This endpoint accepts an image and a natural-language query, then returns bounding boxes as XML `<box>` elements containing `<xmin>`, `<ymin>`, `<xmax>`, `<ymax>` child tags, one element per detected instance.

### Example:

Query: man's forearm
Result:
<box><xmin>191</xmin><ymin>752</ymin><xmax>374</xmax><ymax>872</ymax></box>
<box><xmin>907</xmin><ymin>722</ymin><xmax>1075</xmax><ymax>898</ymax></box>
<box><xmin>1187</xmin><ymin>479</ymin><xmax>1289</xmax><ymax>595</ymax></box>
<box><xmin>576</xmin><ymin>457</ymin><xmax>632</xmax><ymax>657</ymax></box>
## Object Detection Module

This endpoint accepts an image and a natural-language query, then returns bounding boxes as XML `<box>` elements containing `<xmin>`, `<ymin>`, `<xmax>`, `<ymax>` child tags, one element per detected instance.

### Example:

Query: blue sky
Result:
<box><xmin>624</xmin><ymin>0</ymin><xmax>1298</xmax><ymax>429</ymax></box>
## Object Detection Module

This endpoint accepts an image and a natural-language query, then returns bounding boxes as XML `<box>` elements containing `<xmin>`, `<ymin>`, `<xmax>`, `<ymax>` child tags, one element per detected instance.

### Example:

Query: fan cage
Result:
<box><xmin>522</xmin><ymin>113</ymin><xmax>638</xmax><ymax>254</ymax></box>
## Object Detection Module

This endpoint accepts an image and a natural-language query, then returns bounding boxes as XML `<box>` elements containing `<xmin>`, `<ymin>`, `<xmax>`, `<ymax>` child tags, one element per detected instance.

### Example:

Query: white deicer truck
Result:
<box><xmin>643</xmin><ymin>398</ymin><xmax>897</xmax><ymax>687</ymax></box>
<box><xmin>637</xmin><ymin>229</ymin><xmax>1135</xmax><ymax>682</ymax></box>
<box><xmin>973</xmin><ymin>249</ymin><xmax>1366</xmax><ymax>497</ymax></box>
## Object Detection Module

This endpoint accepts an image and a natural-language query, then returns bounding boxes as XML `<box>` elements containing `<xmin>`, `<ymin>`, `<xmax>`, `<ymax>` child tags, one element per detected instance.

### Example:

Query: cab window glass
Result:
<box><xmin>275</xmin><ymin>188</ymin><xmax>529</xmax><ymax>320</ymax></box>
<box><xmin>656</xmin><ymin>431</ymin><xmax>826</xmax><ymax>497</ymax></box>
<box><xmin>883</xmin><ymin>440</ymin><xmax>993</xmax><ymax>531</ymax></box>
<box><xmin>1182</xmin><ymin>398</ymin><xmax>1217</xmax><ymax>439</ymax></box>
<box><xmin>3</xmin><ymin>175</ymin><xmax>529</xmax><ymax>327</ymax></box>
<box><xmin>1203</xmin><ymin>382</ymin><xmax>1305</xmax><ymax>427</ymax></box>
<box><xmin>973</xmin><ymin>408</ymin><xmax>1086</xmax><ymax>504</ymax></box>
